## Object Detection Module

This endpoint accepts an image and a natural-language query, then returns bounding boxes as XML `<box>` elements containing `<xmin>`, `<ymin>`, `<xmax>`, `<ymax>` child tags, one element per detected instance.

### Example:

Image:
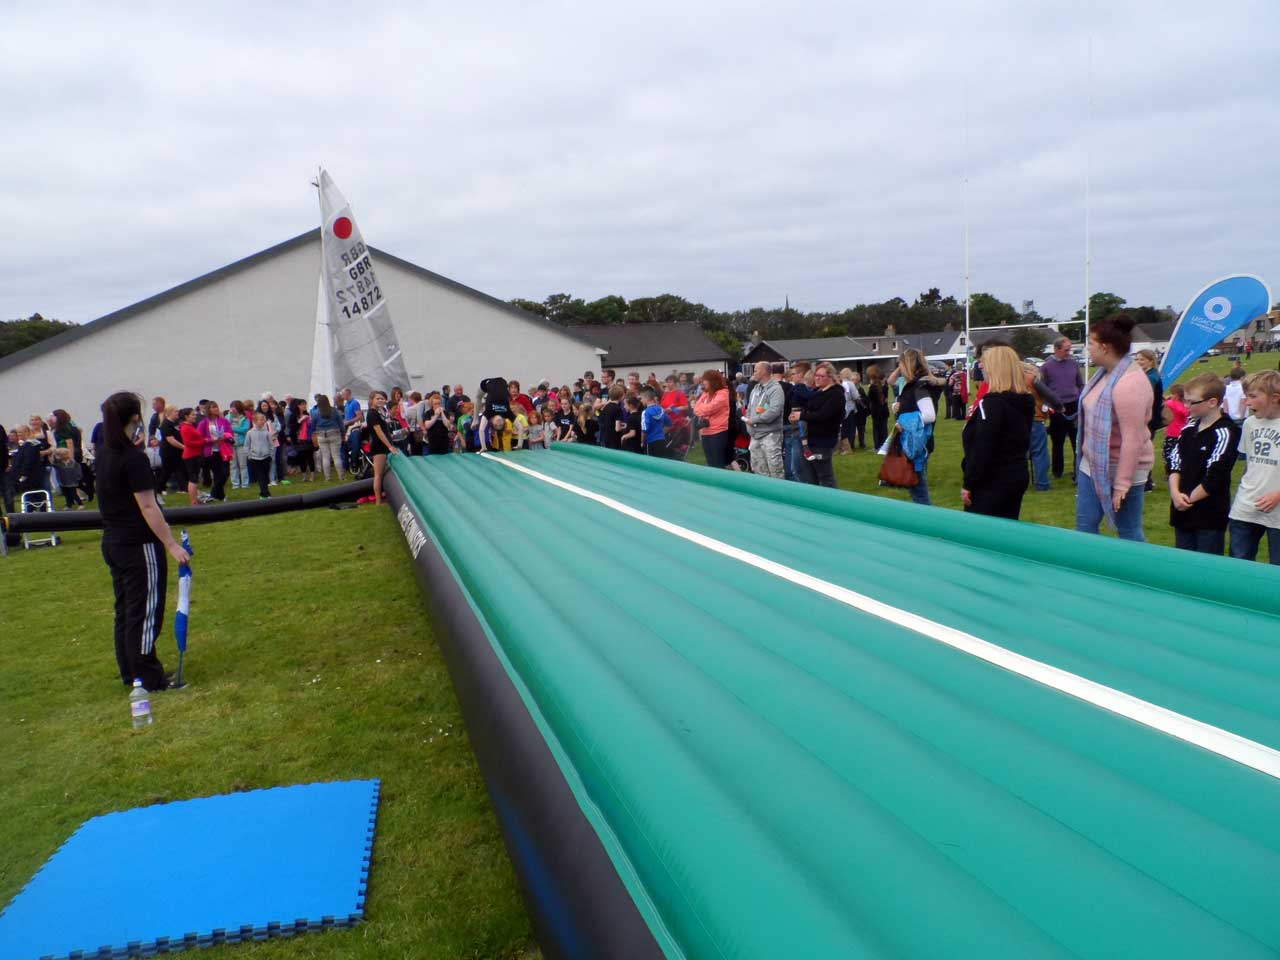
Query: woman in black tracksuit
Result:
<box><xmin>96</xmin><ymin>392</ymin><xmax>191</xmax><ymax>691</ymax></box>
<box><xmin>961</xmin><ymin>346</ymin><xmax>1034</xmax><ymax>520</ymax></box>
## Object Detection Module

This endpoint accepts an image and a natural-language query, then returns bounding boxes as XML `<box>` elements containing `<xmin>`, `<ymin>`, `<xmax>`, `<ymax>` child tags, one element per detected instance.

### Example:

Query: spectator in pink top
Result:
<box><xmin>693</xmin><ymin>369</ymin><xmax>732</xmax><ymax>467</ymax></box>
<box><xmin>197</xmin><ymin>401</ymin><xmax>232</xmax><ymax>502</ymax></box>
<box><xmin>1075</xmin><ymin>314</ymin><xmax>1154</xmax><ymax>541</ymax></box>
<box><xmin>1161</xmin><ymin>383</ymin><xmax>1190</xmax><ymax>477</ymax></box>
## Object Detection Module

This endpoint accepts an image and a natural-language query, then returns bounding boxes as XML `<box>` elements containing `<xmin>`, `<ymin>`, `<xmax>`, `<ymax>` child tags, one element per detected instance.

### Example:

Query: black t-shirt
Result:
<box><xmin>97</xmin><ymin>443</ymin><xmax>159</xmax><ymax>546</ymax></box>
<box><xmin>479</xmin><ymin>378</ymin><xmax>512</xmax><ymax>420</ymax></box>
<box><xmin>622</xmin><ymin>411</ymin><xmax>644</xmax><ymax>453</ymax></box>
<box><xmin>425</xmin><ymin>411</ymin><xmax>451</xmax><ymax>454</ymax></box>
<box><xmin>445</xmin><ymin>393</ymin><xmax>470</xmax><ymax>417</ymax></box>
<box><xmin>555</xmin><ymin>413</ymin><xmax>574</xmax><ymax>441</ymax></box>
<box><xmin>598</xmin><ymin>402</ymin><xmax>622</xmax><ymax>449</ymax></box>
<box><xmin>159</xmin><ymin>419</ymin><xmax>182</xmax><ymax>461</ymax></box>
<box><xmin>367</xmin><ymin>408</ymin><xmax>391</xmax><ymax>455</ymax></box>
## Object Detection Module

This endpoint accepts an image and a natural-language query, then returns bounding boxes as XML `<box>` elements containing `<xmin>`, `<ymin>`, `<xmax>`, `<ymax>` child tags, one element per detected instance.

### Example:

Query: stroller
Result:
<box><xmin>351</xmin><ymin>441</ymin><xmax>375</xmax><ymax>480</ymax></box>
<box><xmin>20</xmin><ymin>489</ymin><xmax>60</xmax><ymax>549</ymax></box>
<box><xmin>665</xmin><ymin>418</ymin><xmax>693</xmax><ymax>462</ymax></box>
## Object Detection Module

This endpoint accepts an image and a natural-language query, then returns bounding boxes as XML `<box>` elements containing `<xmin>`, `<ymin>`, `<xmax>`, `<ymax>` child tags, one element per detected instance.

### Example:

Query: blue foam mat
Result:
<box><xmin>0</xmin><ymin>779</ymin><xmax>379</xmax><ymax>960</ymax></box>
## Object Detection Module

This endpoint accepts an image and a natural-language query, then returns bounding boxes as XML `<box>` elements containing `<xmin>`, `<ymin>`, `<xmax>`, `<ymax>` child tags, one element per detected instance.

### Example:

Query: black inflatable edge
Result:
<box><xmin>384</xmin><ymin>472</ymin><xmax>665</xmax><ymax>960</ymax></box>
<box><xmin>1</xmin><ymin>479</ymin><xmax>375</xmax><ymax>534</ymax></box>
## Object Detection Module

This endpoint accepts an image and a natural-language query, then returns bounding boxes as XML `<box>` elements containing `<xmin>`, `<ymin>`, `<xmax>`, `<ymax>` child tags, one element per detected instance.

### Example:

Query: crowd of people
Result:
<box><xmin>3</xmin><ymin>316</ymin><xmax>1278</xmax><ymax>566</ymax></box>
<box><xmin>4</xmin><ymin>326</ymin><xmax>1276</xmax><ymax>695</ymax></box>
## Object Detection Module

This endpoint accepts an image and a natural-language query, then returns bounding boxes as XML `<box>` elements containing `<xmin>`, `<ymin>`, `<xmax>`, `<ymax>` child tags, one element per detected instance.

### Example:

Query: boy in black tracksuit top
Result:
<box><xmin>1168</xmin><ymin>373</ymin><xmax>1239</xmax><ymax>555</ymax></box>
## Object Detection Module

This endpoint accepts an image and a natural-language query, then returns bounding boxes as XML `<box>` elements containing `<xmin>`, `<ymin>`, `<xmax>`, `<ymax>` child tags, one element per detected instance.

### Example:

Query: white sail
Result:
<box><xmin>308</xmin><ymin>271</ymin><xmax>336</xmax><ymax>401</ymax></box>
<box><xmin>316</xmin><ymin>169</ymin><xmax>410</xmax><ymax>398</ymax></box>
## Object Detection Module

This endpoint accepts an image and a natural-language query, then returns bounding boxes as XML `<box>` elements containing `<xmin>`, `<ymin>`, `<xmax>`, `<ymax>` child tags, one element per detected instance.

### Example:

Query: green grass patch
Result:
<box><xmin>0</xmin><ymin>486</ymin><xmax>538</xmax><ymax>959</ymax></box>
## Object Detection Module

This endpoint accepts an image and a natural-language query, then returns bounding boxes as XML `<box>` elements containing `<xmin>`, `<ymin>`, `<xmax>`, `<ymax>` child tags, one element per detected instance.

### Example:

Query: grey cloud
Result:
<box><xmin>3</xmin><ymin>0</ymin><xmax>1278</xmax><ymax>330</ymax></box>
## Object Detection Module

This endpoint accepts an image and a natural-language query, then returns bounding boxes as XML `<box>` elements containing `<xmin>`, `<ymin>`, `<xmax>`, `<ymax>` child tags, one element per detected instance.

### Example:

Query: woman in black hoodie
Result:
<box><xmin>961</xmin><ymin>345</ymin><xmax>1034</xmax><ymax>519</ymax></box>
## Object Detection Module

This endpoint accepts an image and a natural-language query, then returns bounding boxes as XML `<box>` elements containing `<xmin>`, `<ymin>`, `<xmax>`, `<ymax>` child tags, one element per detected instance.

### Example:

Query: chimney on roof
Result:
<box><xmin>750</xmin><ymin>330</ymin><xmax>762</xmax><ymax>346</ymax></box>
<box><xmin>884</xmin><ymin>324</ymin><xmax>896</xmax><ymax>336</ymax></box>
<box><xmin>943</xmin><ymin>321</ymin><xmax>955</xmax><ymax>332</ymax></box>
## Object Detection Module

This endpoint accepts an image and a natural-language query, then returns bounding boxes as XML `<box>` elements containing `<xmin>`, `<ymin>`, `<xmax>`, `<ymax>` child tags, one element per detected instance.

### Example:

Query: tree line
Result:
<box><xmin>0</xmin><ymin>314</ymin><xmax>76</xmax><ymax>360</ymax></box>
<box><xmin>510</xmin><ymin>289</ymin><xmax>1179</xmax><ymax>356</ymax></box>
<box><xmin>8</xmin><ymin>287</ymin><xmax>1233</xmax><ymax>364</ymax></box>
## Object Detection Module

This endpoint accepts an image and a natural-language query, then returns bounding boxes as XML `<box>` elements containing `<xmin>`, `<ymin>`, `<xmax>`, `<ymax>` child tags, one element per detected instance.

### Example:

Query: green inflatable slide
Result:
<box><xmin>387</xmin><ymin>446</ymin><xmax>1280</xmax><ymax>960</ymax></box>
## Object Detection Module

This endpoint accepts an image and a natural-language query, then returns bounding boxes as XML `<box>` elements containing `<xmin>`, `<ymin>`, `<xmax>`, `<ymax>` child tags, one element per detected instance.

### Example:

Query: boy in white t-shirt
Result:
<box><xmin>1228</xmin><ymin>370</ymin><xmax>1280</xmax><ymax>564</ymax></box>
<box><xmin>1222</xmin><ymin>368</ymin><xmax>1248</xmax><ymax>423</ymax></box>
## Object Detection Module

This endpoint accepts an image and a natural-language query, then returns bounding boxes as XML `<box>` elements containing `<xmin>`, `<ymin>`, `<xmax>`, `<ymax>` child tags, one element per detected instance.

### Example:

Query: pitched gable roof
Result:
<box><xmin>0</xmin><ymin>230</ymin><xmax>594</xmax><ymax>375</ymax></box>
<box><xmin>751</xmin><ymin>336</ymin><xmax>873</xmax><ymax>359</ymax></box>
<box><xmin>573</xmin><ymin>322</ymin><xmax>731</xmax><ymax>367</ymax></box>
<box><xmin>1133</xmin><ymin>320</ymin><xmax>1176</xmax><ymax>343</ymax></box>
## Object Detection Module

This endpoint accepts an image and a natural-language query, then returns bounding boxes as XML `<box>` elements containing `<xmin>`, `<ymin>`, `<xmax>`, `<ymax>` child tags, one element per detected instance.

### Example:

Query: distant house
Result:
<box><xmin>740</xmin><ymin>327</ymin><xmax>968</xmax><ymax>375</ymax></box>
<box><xmin>1215</xmin><ymin>308</ymin><xmax>1280</xmax><ymax>349</ymax></box>
<box><xmin>739</xmin><ymin>336</ymin><xmax>873</xmax><ymax>374</ymax></box>
<box><xmin>574</xmin><ymin>322</ymin><xmax>732</xmax><ymax>378</ymax></box>
<box><xmin>1131</xmin><ymin>321</ymin><xmax>1176</xmax><ymax>355</ymax></box>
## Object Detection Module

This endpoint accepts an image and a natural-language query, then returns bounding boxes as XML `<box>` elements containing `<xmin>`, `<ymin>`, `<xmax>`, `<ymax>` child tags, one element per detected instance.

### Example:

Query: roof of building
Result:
<box><xmin>969</xmin><ymin>327</ymin><xmax>1056</xmax><ymax>347</ymax></box>
<box><xmin>574</xmin><ymin>322</ymin><xmax>731</xmax><ymax>368</ymax></box>
<box><xmin>1133</xmin><ymin>321</ymin><xmax>1176</xmax><ymax>343</ymax></box>
<box><xmin>746</xmin><ymin>331</ymin><xmax>967</xmax><ymax>362</ymax></box>
<box><xmin>746</xmin><ymin>336</ymin><xmax>874</xmax><ymax>360</ymax></box>
<box><xmin>0</xmin><ymin>229</ymin><xmax>596</xmax><ymax>376</ymax></box>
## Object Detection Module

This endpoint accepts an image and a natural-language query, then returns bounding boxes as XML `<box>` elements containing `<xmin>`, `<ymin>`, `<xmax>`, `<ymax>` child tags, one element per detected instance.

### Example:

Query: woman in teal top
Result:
<box><xmin>229</xmin><ymin>400</ymin><xmax>252</xmax><ymax>490</ymax></box>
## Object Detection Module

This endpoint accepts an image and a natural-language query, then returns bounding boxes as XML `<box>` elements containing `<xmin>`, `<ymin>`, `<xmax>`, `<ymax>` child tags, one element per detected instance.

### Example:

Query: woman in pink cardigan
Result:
<box><xmin>197</xmin><ymin>402</ymin><xmax>234</xmax><ymax>502</ymax></box>
<box><xmin>1075</xmin><ymin>314</ymin><xmax>1154</xmax><ymax>541</ymax></box>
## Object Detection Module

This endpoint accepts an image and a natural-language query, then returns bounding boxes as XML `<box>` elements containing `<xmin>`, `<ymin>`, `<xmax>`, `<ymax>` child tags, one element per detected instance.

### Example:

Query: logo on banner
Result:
<box><xmin>1186</xmin><ymin>295</ymin><xmax>1232</xmax><ymax>337</ymax></box>
<box><xmin>332</xmin><ymin>216</ymin><xmax>353</xmax><ymax>240</ymax></box>
<box><xmin>1159</xmin><ymin>274</ymin><xmax>1272</xmax><ymax>385</ymax></box>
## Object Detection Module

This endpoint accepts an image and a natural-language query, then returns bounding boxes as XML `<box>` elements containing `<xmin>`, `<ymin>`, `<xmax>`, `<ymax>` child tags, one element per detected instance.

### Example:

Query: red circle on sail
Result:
<box><xmin>332</xmin><ymin>217</ymin><xmax>353</xmax><ymax>239</ymax></box>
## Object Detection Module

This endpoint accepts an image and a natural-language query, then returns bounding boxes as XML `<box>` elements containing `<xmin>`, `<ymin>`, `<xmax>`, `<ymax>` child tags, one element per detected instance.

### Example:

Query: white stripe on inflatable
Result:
<box><xmin>480</xmin><ymin>452</ymin><xmax>1280</xmax><ymax>781</ymax></box>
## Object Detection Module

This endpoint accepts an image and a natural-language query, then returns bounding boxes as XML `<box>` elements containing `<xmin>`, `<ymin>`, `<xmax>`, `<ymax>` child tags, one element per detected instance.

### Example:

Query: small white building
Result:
<box><xmin>1131</xmin><ymin>321</ymin><xmax>1176</xmax><ymax>356</ymax></box>
<box><xmin>0</xmin><ymin>230</ymin><xmax>603</xmax><ymax>425</ymax></box>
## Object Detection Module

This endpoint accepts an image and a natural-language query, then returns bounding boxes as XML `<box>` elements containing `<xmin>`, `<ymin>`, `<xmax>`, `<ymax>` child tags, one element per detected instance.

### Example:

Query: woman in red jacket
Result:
<box><xmin>178</xmin><ymin>407</ymin><xmax>204</xmax><ymax>506</ymax></box>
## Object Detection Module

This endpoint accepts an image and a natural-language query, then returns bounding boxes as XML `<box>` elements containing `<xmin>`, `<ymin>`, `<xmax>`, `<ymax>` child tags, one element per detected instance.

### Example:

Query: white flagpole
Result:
<box><xmin>1083</xmin><ymin>35</ymin><xmax>1093</xmax><ymax>381</ymax></box>
<box><xmin>963</xmin><ymin>83</ymin><xmax>972</xmax><ymax>376</ymax></box>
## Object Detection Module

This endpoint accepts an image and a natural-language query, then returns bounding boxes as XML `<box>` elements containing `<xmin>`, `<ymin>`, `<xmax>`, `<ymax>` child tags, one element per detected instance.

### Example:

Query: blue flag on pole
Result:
<box><xmin>174</xmin><ymin>531</ymin><xmax>193</xmax><ymax>686</ymax></box>
<box><xmin>1159</xmin><ymin>275</ymin><xmax>1271</xmax><ymax>385</ymax></box>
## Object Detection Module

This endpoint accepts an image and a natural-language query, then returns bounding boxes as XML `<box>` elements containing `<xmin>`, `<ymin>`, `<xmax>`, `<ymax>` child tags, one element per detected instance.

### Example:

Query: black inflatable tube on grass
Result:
<box><xmin>1</xmin><ymin>479</ymin><xmax>374</xmax><ymax>534</ymax></box>
<box><xmin>384</xmin><ymin>471</ymin><xmax>663</xmax><ymax>960</ymax></box>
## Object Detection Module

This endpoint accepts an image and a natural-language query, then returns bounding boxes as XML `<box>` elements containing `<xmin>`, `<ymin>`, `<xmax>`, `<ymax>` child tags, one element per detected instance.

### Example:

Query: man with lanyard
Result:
<box><xmin>1041</xmin><ymin>336</ymin><xmax>1084</xmax><ymax>482</ymax></box>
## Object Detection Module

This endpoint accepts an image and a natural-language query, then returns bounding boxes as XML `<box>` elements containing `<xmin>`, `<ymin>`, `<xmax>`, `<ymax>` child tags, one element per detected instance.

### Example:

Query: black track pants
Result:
<box><xmin>102</xmin><ymin>539</ymin><xmax>168</xmax><ymax>690</ymax></box>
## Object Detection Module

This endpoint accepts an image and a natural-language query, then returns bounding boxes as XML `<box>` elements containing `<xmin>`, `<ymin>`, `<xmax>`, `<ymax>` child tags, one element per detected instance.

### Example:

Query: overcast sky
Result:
<box><xmin>4</xmin><ymin>0</ymin><xmax>1277</xmax><ymax>326</ymax></box>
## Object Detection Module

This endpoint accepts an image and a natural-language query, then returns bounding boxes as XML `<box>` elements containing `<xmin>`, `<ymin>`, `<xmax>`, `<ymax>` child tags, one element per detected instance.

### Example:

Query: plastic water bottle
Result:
<box><xmin>130</xmin><ymin>679</ymin><xmax>154</xmax><ymax>729</ymax></box>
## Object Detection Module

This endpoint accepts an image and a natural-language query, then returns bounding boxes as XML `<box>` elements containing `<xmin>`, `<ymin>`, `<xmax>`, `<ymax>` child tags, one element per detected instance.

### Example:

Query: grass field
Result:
<box><xmin>0</xmin><ymin>485</ymin><xmax>539</xmax><ymax>960</ymax></box>
<box><xmin>0</xmin><ymin>353</ymin><xmax>1271</xmax><ymax>958</ymax></box>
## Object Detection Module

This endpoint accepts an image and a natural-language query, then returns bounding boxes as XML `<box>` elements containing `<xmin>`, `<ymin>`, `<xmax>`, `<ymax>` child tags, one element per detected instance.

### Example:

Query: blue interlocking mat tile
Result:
<box><xmin>0</xmin><ymin>779</ymin><xmax>380</xmax><ymax>960</ymax></box>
